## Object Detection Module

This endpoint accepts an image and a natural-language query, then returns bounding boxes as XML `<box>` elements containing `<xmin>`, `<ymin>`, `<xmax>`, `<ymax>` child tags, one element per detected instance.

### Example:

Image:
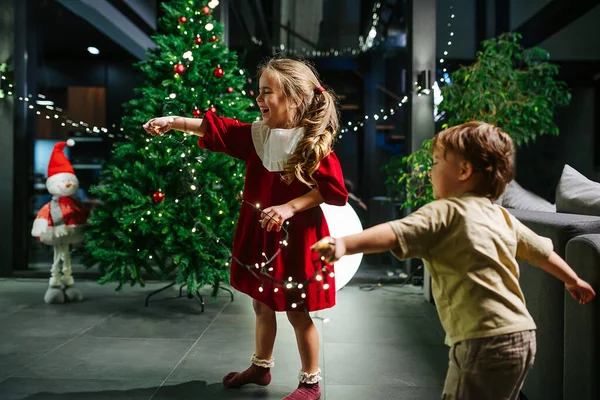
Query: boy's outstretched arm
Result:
<box><xmin>538</xmin><ymin>252</ymin><xmax>596</xmax><ymax>304</ymax></box>
<box><xmin>311</xmin><ymin>222</ymin><xmax>398</xmax><ymax>263</ymax></box>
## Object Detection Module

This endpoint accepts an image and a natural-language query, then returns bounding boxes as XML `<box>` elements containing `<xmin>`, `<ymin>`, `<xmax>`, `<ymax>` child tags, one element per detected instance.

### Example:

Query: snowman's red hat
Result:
<box><xmin>47</xmin><ymin>139</ymin><xmax>75</xmax><ymax>178</ymax></box>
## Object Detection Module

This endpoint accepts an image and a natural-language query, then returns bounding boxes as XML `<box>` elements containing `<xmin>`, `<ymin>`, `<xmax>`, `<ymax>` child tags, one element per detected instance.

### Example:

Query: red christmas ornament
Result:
<box><xmin>249</xmin><ymin>90</ymin><xmax>255</xmax><ymax>96</ymax></box>
<box><xmin>227</xmin><ymin>87</ymin><xmax>234</xmax><ymax>93</ymax></box>
<box><xmin>209</xmin><ymin>106</ymin><xmax>217</xmax><ymax>113</ymax></box>
<box><xmin>248</xmin><ymin>78</ymin><xmax>252</xmax><ymax>84</ymax></box>
<box><xmin>193</xmin><ymin>108</ymin><xmax>202</xmax><ymax>118</ymax></box>
<box><xmin>178</xmin><ymin>16</ymin><xmax>187</xmax><ymax>24</ymax></box>
<box><xmin>195</xmin><ymin>36</ymin><xmax>203</xmax><ymax>45</ymax></box>
<box><xmin>152</xmin><ymin>191</ymin><xmax>166</xmax><ymax>203</ymax></box>
<box><xmin>209</xmin><ymin>35</ymin><xmax>218</xmax><ymax>42</ymax></box>
<box><xmin>174</xmin><ymin>63</ymin><xmax>186</xmax><ymax>75</ymax></box>
<box><xmin>202</xmin><ymin>6</ymin><xmax>210</xmax><ymax>16</ymax></box>
<box><xmin>213</xmin><ymin>67</ymin><xmax>224</xmax><ymax>78</ymax></box>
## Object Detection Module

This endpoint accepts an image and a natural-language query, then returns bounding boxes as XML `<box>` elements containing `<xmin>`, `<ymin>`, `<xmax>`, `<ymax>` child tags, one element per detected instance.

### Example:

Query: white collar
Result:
<box><xmin>251</xmin><ymin>121</ymin><xmax>304</xmax><ymax>172</ymax></box>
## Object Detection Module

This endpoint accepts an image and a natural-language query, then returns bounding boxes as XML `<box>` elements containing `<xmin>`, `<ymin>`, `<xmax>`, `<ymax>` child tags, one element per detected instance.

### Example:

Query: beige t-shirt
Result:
<box><xmin>389</xmin><ymin>194</ymin><xmax>553</xmax><ymax>346</ymax></box>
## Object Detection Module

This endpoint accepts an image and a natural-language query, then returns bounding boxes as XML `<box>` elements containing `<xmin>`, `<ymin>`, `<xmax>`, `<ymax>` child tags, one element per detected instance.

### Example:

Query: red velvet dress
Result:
<box><xmin>198</xmin><ymin>112</ymin><xmax>348</xmax><ymax>311</ymax></box>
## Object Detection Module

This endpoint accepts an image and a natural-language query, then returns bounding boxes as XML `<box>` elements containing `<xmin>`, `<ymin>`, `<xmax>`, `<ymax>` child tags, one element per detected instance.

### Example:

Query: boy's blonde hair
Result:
<box><xmin>257</xmin><ymin>58</ymin><xmax>340</xmax><ymax>187</ymax></box>
<box><xmin>433</xmin><ymin>121</ymin><xmax>515</xmax><ymax>200</ymax></box>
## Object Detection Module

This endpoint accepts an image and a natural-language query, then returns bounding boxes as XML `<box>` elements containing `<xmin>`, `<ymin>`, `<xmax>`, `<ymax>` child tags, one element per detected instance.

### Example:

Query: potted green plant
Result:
<box><xmin>385</xmin><ymin>32</ymin><xmax>571</xmax><ymax>210</ymax></box>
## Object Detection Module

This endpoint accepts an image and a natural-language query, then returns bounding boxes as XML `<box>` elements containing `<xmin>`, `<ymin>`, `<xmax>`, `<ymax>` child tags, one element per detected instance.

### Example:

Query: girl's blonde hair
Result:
<box><xmin>257</xmin><ymin>58</ymin><xmax>340</xmax><ymax>187</ymax></box>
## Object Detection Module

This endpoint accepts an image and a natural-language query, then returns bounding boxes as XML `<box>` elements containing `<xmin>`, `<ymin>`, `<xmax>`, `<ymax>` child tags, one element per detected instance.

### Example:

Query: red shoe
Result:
<box><xmin>222</xmin><ymin>353</ymin><xmax>274</xmax><ymax>389</ymax></box>
<box><xmin>282</xmin><ymin>369</ymin><xmax>322</xmax><ymax>400</ymax></box>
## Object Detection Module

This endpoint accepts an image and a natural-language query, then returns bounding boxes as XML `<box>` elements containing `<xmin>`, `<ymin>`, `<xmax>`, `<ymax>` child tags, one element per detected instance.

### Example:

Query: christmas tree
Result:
<box><xmin>79</xmin><ymin>0</ymin><xmax>259</xmax><ymax>295</ymax></box>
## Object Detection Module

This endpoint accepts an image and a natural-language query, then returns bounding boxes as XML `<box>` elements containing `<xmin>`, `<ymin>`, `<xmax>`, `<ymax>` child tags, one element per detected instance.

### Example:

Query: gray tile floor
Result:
<box><xmin>0</xmin><ymin>279</ymin><xmax>448</xmax><ymax>400</ymax></box>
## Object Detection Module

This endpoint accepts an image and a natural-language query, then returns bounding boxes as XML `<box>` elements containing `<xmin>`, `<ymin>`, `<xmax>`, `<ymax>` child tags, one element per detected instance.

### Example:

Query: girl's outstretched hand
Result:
<box><xmin>566</xmin><ymin>278</ymin><xmax>596</xmax><ymax>304</ymax></box>
<box><xmin>311</xmin><ymin>236</ymin><xmax>345</xmax><ymax>263</ymax></box>
<box><xmin>143</xmin><ymin>117</ymin><xmax>174</xmax><ymax>136</ymax></box>
<box><xmin>260</xmin><ymin>204</ymin><xmax>295</xmax><ymax>232</ymax></box>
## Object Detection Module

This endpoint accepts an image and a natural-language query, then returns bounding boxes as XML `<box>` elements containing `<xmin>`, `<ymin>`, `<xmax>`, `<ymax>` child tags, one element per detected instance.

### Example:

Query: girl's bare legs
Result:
<box><xmin>287</xmin><ymin>311</ymin><xmax>320</xmax><ymax>373</ymax></box>
<box><xmin>254</xmin><ymin>299</ymin><xmax>277</xmax><ymax>359</ymax></box>
<box><xmin>223</xmin><ymin>299</ymin><xmax>277</xmax><ymax>388</ymax></box>
<box><xmin>283</xmin><ymin>311</ymin><xmax>322</xmax><ymax>399</ymax></box>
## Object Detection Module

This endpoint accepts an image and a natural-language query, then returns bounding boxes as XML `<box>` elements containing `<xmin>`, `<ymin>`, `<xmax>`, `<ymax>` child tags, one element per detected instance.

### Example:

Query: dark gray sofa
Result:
<box><xmin>507</xmin><ymin>209</ymin><xmax>600</xmax><ymax>400</ymax></box>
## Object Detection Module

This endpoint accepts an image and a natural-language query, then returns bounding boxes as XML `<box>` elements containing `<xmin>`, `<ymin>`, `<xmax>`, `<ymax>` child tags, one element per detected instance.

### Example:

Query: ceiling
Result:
<box><xmin>35</xmin><ymin>0</ymin><xmax>138</xmax><ymax>62</ymax></box>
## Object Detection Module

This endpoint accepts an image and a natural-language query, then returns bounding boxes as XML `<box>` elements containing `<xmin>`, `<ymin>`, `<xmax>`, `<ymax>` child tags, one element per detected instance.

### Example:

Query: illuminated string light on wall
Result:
<box><xmin>359</xmin><ymin>1</ymin><xmax>384</xmax><ymax>51</ymax></box>
<box><xmin>0</xmin><ymin>73</ymin><xmax>127</xmax><ymax>140</ymax></box>
<box><xmin>338</xmin><ymin>96</ymin><xmax>409</xmax><ymax>139</ymax></box>
<box><xmin>434</xmin><ymin>4</ymin><xmax>457</xmax><ymax>119</ymax></box>
<box><xmin>271</xmin><ymin>44</ymin><xmax>365</xmax><ymax>58</ymax></box>
<box><xmin>339</xmin><ymin>3</ymin><xmax>458</xmax><ymax>135</ymax></box>
<box><xmin>267</xmin><ymin>1</ymin><xmax>385</xmax><ymax>58</ymax></box>
<box><xmin>439</xmin><ymin>5</ymin><xmax>455</xmax><ymax>85</ymax></box>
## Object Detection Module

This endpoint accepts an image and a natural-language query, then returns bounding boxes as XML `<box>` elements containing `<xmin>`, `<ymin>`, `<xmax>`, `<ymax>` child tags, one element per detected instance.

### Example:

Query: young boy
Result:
<box><xmin>312</xmin><ymin>121</ymin><xmax>596</xmax><ymax>400</ymax></box>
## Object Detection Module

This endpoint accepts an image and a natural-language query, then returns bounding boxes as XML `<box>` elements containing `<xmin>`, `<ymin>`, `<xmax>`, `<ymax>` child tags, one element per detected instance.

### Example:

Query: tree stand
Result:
<box><xmin>145</xmin><ymin>282</ymin><xmax>234</xmax><ymax>313</ymax></box>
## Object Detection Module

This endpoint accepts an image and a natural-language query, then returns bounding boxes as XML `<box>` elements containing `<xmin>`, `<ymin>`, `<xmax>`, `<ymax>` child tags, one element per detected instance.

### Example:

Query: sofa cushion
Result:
<box><xmin>501</xmin><ymin>181</ymin><xmax>556</xmax><ymax>212</ymax></box>
<box><xmin>556</xmin><ymin>165</ymin><xmax>600</xmax><ymax>217</ymax></box>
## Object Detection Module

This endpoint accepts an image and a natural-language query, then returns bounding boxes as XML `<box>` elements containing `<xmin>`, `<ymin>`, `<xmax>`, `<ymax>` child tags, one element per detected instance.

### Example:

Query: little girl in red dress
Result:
<box><xmin>144</xmin><ymin>58</ymin><xmax>348</xmax><ymax>400</ymax></box>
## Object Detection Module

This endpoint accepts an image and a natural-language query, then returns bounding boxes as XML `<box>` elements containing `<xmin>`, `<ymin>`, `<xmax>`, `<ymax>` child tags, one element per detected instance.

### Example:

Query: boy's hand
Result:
<box><xmin>566</xmin><ymin>278</ymin><xmax>596</xmax><ymax>304</ymax></box>
<box><xmin>311</xmin><ymin>236</ymin><xmax>346</xmax><ymax>263</ymax></box>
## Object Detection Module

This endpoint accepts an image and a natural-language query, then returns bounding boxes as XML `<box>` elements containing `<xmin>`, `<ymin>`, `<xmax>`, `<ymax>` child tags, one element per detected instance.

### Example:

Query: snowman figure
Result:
<box><xmin>31</xmin><ymin>139</ymin><xmax>90</xmax><ymax>304</ymax></box>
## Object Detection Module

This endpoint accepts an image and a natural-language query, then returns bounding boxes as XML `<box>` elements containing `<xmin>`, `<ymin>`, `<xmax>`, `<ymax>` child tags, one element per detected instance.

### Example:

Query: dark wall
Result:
<box><xmin>0</xmin><ymin>0</ymin><xmax>15</xmax><ymax>276</ymax></box>
<box><xmin>39</xmin><ymin>59</ymin><xmax>143</xmax><ymax>130</ymax></box>
<box><xmin>516</xmin><ymin>87</ymin><xmax>596</xmax><ymax>201</ymax></box>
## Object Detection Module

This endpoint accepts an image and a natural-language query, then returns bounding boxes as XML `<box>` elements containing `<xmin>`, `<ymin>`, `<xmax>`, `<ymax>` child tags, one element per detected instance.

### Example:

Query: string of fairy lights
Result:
<box><xmin>339</xmin><ymin>4</ymin><xmax>457</xmax><ymax>139</ymax></box>
<box><xmin>0</xmin><ymin>71</ymin><xmax>126</xmax><ymax>140</ymax></box>
<box><xmin>338</xmin><ymin>96</ymin><xmax>409</xmax><ymax>139</ymax></box>
<box><xmin>266</xmin><ymin>1</ymin><xmax>385</xmax><ymax>58</ymax></box>
<box><xmin>151</xmin><ymin>124</ymin><xmax>335</xmax><ymax>308</ymax></box>
<box><xmin>359</xmin><ymin>1</ymin><xmax>385</xmax><ymax>52</ymax></box>
<box><xmin>439</xmin><ymin>5</ymin><xmax>455</xmax><ymax>85</ymax></box>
